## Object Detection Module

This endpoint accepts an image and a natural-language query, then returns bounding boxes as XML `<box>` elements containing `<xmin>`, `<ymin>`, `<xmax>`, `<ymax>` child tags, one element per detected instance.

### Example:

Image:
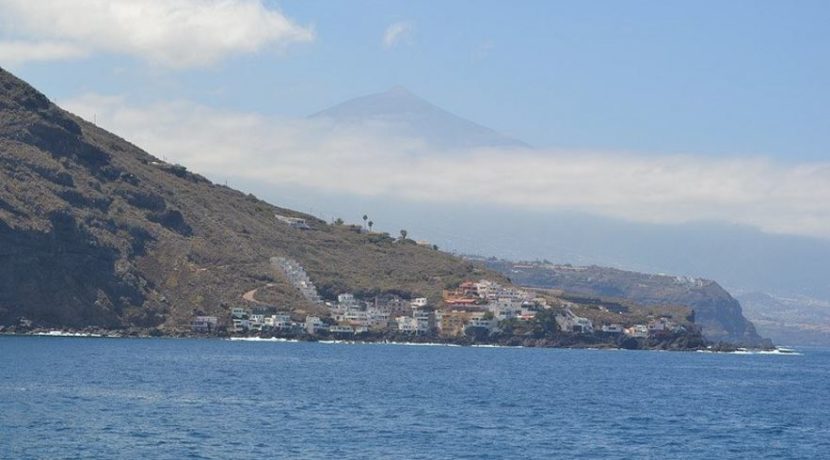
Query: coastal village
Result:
<box><xmin>191</xmin><ymin>255</ymin><xmax>693</xmax><ymax>347</ymax></box>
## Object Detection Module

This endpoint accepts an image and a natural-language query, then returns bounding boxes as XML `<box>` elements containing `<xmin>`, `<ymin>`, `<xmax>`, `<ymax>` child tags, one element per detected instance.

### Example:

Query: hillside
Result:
<box><xmin>480</xmin><ymin>258</ymin><xmax>770</xmax><ymax>346</ymax></box>
<box><xmin>0</xmin><ymin>67</ymin><xmax>501</xmax><ymax>330</ymax></box>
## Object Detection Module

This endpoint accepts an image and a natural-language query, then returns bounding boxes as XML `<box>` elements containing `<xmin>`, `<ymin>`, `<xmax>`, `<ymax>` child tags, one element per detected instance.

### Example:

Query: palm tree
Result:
<box><xmin>362</xmin><ymin>214</ymin><xmax>368</xmax><ymax>229</ymax></box>
<box><xmin>400</xmin><ymin>229</ymin><xmax>408</xmax><ymax>241</ymax></box>
<box><xmin>368</xmin><ymin>220</ymin><xmax>374</xmax><ymax>232</ymax></box>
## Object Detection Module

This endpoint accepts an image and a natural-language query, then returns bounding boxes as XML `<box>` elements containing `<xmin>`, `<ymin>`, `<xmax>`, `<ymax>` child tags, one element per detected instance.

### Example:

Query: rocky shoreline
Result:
<box><xmin>1</xmin><ymin>325</ymin><xmax>771</xmax><ymax>352</ymax></box>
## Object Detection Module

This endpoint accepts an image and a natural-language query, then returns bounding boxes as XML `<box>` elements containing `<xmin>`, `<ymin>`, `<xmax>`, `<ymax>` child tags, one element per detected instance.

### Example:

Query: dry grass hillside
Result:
<box><xmin>0</xmin><ymin>67</ymin><xmax>502</xmax><ymax>329</ymax></box>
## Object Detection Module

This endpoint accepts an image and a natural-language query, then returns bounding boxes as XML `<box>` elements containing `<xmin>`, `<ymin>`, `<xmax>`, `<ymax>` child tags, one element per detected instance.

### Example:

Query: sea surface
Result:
<box><xmin>1</xmin><ymin>337</ymin><xmax>828</xmax><ymax>459</ymax></box>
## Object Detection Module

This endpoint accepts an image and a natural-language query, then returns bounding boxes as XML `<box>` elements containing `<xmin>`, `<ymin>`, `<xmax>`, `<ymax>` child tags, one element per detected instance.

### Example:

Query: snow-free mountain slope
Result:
<box><xmin>311</xmin><ymin>86</ymin><xmax>528</xmax><ymax>150</ymax></box>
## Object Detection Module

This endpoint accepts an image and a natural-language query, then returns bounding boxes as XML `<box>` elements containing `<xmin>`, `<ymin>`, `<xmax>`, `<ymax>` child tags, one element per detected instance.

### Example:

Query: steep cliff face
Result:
<box><xmin>0</xmin><ymin>67</ymin><xmax>499</xmax><ymax>329</ymax></box>
<box><xmin>483</xmin><ymin>259</ymin><xmax>769</xmax><ymax>346</ymax></box>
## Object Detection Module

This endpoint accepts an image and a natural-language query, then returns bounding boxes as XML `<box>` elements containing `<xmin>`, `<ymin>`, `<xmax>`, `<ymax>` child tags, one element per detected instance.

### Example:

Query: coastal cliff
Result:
<box><xmin>481</xmin><ymin>259</ymin><xmax>770</xmax><ymax>347</ymax></box>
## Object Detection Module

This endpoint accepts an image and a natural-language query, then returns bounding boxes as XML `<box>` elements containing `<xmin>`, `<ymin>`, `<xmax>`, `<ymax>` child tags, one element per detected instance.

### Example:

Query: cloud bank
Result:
<box><xmin>0</xmin><ymin>41</ymin><xmax>89</xmax><ymax>64</ymax></box>
<box><xmin>0</xmin><ymin>0</ymin><xmax>314</xmax><ymax>68</ymax></box>
<box><xmin>62</xmin><ymin>94</ymin><xmax>830</xmax><ymax>239</ymax></box>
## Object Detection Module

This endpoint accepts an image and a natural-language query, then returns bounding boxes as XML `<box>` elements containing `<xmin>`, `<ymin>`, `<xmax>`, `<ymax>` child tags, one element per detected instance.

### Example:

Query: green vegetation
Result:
<box><xmin>530</xmin><ymin>309</ymin><xmax>560</xmax><ymax>338</ymax></box>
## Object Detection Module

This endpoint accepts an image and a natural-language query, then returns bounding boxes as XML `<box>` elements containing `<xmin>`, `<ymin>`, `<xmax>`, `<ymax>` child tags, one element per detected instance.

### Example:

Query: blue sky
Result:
<box><xmin>6</xmin><ymin>1</ymin><xmax>830</xmax><ymax>160</ymax></box>
<box><xmin>2</xmin><ymin>0</ymin><xmax>829</xmax><ymax>240</ymax></box>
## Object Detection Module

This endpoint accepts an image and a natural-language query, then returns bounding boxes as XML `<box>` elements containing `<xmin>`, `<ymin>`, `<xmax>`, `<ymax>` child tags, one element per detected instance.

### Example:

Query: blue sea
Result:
<box><xmin>1</xmin><ymin>337</ymin><xmax>828</xmax><ymax>459</ymax></box>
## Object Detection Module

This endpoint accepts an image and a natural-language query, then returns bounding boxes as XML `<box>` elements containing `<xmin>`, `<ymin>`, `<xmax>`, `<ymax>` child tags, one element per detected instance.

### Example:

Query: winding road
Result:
<box><xmin>242</xmin><ymin>283</ymin><xmax>276</xmax><ymax>305</ymax></box>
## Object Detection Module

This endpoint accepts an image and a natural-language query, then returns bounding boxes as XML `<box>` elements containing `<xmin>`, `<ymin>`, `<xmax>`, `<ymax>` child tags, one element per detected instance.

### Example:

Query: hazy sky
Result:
<box><xmin>3</xmin><ymin>0</ymin><xmax>829</xmax><ymax>158</ymax></box>
<box><xmin>2</xmin><ymin>0</ymin><xmax>829</xmax><ymax>240</ymax></box>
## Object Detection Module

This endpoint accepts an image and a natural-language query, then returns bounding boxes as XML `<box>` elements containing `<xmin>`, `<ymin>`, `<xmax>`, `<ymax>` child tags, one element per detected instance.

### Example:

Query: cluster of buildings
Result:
<box><xmin>433</xmin><ymin>280</ymin><xmax>687</xmax><ymax>339</ymax></box>
<box><xmin>553</xmin><ymin>302</ymin><xmax>686</xmax><ymax>339</ymax></box>
<box><xmin>194</xmin><ymin>296</ymin><xmax>686</xmax><ymax>341</ymax></box>
<box><xmin>556</xmin><ymin>311</ymin><xmax>686</xmax><ymax>339</ymax></box>
<box><xmin>621</xmin><ymin>317</ymin><xmax>686</xmax><ymax>338</ymax></box>
<box><xmin>271</xmin><ymin>257</ymin><xmax>323</xmax><ymax>305</ymax></box>
<box><xmin>226</xmin><ymin>307</ymin><xmax>305</xmax><ymax>334</ymax></box>
<box><xmin>433</xmin><ymin>280</ymin><xmax>543</xmax><ymax>336</ymax></box>
<box><xmin>190</xmin><ymin>263</ymin><xmax>688</xmax><ymax>340</ymax></box>
<box><xmin>330</xmin><ymin>293</ymin><xmax>414</xmax><ymax>333</ymax></box>
<box><xmin>325</xmin><ymin>294</ymin><xmax>448</xmax><ymax>336</ymax></box>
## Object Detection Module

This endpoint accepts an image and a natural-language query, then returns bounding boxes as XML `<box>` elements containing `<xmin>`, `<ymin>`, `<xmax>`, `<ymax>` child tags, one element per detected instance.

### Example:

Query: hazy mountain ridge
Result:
<box><xmin>310</xmin><ymin>86</ymin><xmax>528</xmax><ymax>150</ymax></box>
<box><xmin>0</xmin><ymin>67</ymin><xmax>499</xmax><ymax>329</ymax></box>
<box><xmin>480</xmin><ymin>258</ymin><xmax>769</xmax><ymax>346</ymax></box>
<box><xmin>737</xmin><ymin>292</ymin><xmax>830</xmax><ymax>346</ymax></box>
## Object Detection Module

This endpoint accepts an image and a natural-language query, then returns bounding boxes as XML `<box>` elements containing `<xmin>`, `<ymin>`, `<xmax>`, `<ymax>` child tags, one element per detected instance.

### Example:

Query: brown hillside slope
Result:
<box><xmin>0</xmin><ymin>67</ymin><xmax>500</xmax><ymax>329</ymax></box>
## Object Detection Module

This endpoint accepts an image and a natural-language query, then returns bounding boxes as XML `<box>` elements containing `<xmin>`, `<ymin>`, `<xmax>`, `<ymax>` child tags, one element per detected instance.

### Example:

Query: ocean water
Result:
<box><xmin>1</xmin><ymin>337</ymin><xmax>828</xmax><ymax>459</ymax></box>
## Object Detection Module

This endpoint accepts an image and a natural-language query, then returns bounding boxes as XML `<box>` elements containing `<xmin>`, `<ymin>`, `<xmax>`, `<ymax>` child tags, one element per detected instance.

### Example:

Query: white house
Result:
<box><xmin>275</xmin><ymin>214</ymin><xmax>311</xmax><ymax>230</ymax></box>
<box><xmin>342</xmin><ymin>310</ymin><xmax>369</xmax><ymax>328</ymax></box>
<box><xmin>337</xmin><ymin>293</ymin><xmax>356</xmax><ymax>305</ymax></box>
<box><xmin>625</xmin><ymin>325</ymin><xmax>649</xmax><ymax>338</ymax></box>
<box><xmin>601</xmin><ymin>324</ymin><xmax>623</xmax><ymax>334</ymax></box>
<box><xmin>366</xmin><ymin>308</ymin><xmax>390</xmax><ymax>329</ymax></box>
<box><xmin>413</xmin><ymin>309</ymin><xmax>432</xmax><ymax>332</ymax></box>
<box><xmin>231</xmin><ymin>318</ymin><xmax>251</xmax><ymax>333</ymax></box>
<box><xmin>396</xmin><ymin>315</ymin><xmax>430</xmax><ymax>334</ymax></box>
<box><xmin>411</xmin><ymin>297</ymin><xmax>428</xmax><ymax>308</ymax></box>
<box><xmin>491</xmin><ymin>297</ymin><xmax>523</xmax><ymax>321</ymax></box>
<box><xmin>305</xmin><ymin>316</ymin><xmax>327</xmax><ymax>335</ymax></box>
<box><xmin>648</xmin><ymin>318</ymin><xmax>676</xmax><ymax>334</ymax></box>
<box><xmin>396</xmin><ymin>316</ymin><xmax>419</xmax><ymax>333</ymax></box>
<box><xmin>191</xmin><ymin>316</ymin><xmax>218</xmax><ymax>333</ymax></box>
<box><xmin>264</xmin><ymin>313</ymin><xmax>292</xmax><ymax>327</ymax></box>
<box><xmin>556</xmin><ymin>310</ymin><xmax>594</xmax><ymax>334</ymax></box>
<box><xmin>467</xmin><ymin>313</ymin><xmax>498</xmax><ymax>332</ymax></box>
<box><xmin>329</xmin><ymin>325</ymin><xmax>355</xmax><ymax>335</ymax></box>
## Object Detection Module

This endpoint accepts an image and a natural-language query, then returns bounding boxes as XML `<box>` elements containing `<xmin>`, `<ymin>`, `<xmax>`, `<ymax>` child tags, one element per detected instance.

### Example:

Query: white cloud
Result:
<box><xmin>0</xmin><ymin>41</ymin><xmax>89</xmax><ymax>65</ymax></box>
<box><xmin>0</xmin><ymin>0</ymin><xmax>314</xmax><ymax>68</ymax></box>
<box><xmin>61</xmin><ymin>93</ymin><xmax>830</xmax><ymax>240</ymax></box>
<box><xmin>383</xmin><ymin>21</ymin><xmax>413</xmax><ymax>49</ymax></box>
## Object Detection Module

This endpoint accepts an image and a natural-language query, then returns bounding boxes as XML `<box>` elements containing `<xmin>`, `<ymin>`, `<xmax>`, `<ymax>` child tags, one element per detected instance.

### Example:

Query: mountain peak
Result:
<box><xmin>385</xmin><ymin>85</ymin><xmax>414</xmax><ymax>97</ymax></box>
<box><xmin>310</xmin><ymin>87</ymin><xmax>529</xmax><ymax>150</ymax></box>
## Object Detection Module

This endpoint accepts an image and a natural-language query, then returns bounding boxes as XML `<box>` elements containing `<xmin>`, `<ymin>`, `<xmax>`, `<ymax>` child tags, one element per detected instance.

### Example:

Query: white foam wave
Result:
<box><xmin>471</xmin><ymin>344</ymin><xmax>525</xmax><ymax>349</ymax></box>
<box><xmin>697</xmin><ymin>347</ymin><xmax>803</xmax><ymax>356</ymax></box>
<box><xmin>228</xmin><ymin>337</ymin><xmax>299</xmax><ymax>343</ymax></box>
<box><xmin>35</xmin><ymin>331</ymin><xmax>102</xmax><ymax>338</ymax></box>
